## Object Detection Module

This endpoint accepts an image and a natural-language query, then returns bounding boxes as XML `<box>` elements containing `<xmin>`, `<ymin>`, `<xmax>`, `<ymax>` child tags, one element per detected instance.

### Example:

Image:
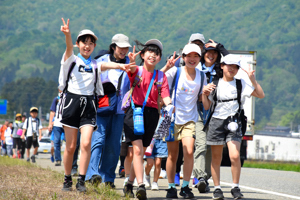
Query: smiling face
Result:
<box><xmin>76</xmin><ymin>37</ymin><xmax>96</xmax><ymax>59</ymax></box>
<box><xmin>113</xmin><ymin>46</ymin><xmax>129</xmax><ymax>60</ymax></box>
<box><xmin>141</xmin><ymin>50</ymin><xmax>161</xmax><ymax>68</ymax></box>
<box><xmin>221</xmin><ymin>63</ymin><xmax>239</xmax><ymax>80</ymax></box>
<box><xmin>183</xmin><ymin>52</ymin><xmax>201</xmax><ymax>68</ymax></box>
<box><xmin>204</xmin><ymin>50</ymin><xmax>218</xmax><ymax>67</ymax></box>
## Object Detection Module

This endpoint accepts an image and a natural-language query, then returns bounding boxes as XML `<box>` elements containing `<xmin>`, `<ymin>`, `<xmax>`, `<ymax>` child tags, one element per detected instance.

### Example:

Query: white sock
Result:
<box><xmin>232</xmin><ymin>183</ymin><xmax>239</xmax><ymax>188</ymax></box>
<box><xmin>214</xmin><ymin>185</ymin><xmax>221</xmax><ymax>189</ymax></box>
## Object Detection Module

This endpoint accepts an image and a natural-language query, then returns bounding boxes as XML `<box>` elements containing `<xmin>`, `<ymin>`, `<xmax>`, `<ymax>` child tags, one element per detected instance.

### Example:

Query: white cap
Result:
<box><xmin>189</xmin><ymin>33</ymin><xmax>205</xmax><ymax>44</ymax></box>
<box><xmin>145</xmin><ymin>39</ymin><xmax>163</xmax><ymax>52</ymax></box>
<box><xmin>77</xmin><ymin>29</ymin><xmax>98</xmax><ymax>41</ymax></box>
<box><xmin>221</xmin><ymin>54</ymin><xmax>241</xmax><ymax>68</ymax></box>
<box><xmin>111</xmin><ymin>34</ymin><xmax>132</xmax><ymax>48</ymax></box>
<box><xmin>182</xmin><ymin>43</ymin><xmax>201</xmax><ymax>56</ymax></box>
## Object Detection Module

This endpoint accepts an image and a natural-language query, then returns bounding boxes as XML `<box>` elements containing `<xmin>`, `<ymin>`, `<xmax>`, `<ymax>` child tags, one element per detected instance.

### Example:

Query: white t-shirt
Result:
<box><xmin>53</xmin><ymin>100</ymin><xmax>62</xmax><ymax>128</ymax></box>
<box><xmin>22</xmin><ymin>117</ymin><xmax>43</xmax><ymax>137</ymax></box>
<box><xmin>58</xmin><ymin>52</ymin><xmax>104</xmax><ymax>96</ymax></box>
<box><xmin>4</xmin><ymin>127</ymin><xmax>13</xmax><ymax>145</ymax></box>
<box><xmin>209</xmin><ymin>78</ymin><xmax>254</xmax><ymax>119</ymax></box>
<box><xmin>166</xmin><ymin>67</ymin><xmax>207</xmax><ymax>125</ymax></box>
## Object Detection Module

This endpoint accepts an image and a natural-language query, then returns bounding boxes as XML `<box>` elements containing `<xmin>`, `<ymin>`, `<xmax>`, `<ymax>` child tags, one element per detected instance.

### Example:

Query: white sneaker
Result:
<box><xmin>151</xmin><ymin>182</ymin><xmax>159</xmax><ymax>191</ymax></box>
<box><xmin>159</xmin><ymin>169</ymin><xmax>167</xmax><ymax>179</ymax></box>
<box><xmin>144</xmin><ymin>174</ymin><xmax>151</xmax><ymax>188</ymax></box>
<box><xmin>133</xmin><ymin>178</ymin><xmax>138</xmax><ymax>187</ymax></box>
<box><xmin>123</xmin><ymin>177</ymin><xmax>129</xmax><ymax>187</ymax></box>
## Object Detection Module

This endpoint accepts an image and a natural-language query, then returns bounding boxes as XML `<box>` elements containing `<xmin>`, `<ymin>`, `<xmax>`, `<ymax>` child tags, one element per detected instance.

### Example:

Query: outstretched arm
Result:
<box><xmin>61</xmin><ymin>18</ymin><xmax>73</xmax><ymax>61</ymax></box>
<box><xmin>100</xmin><ymin>62</ymin><xmax>137</xmax><ymax>72</ymax></box>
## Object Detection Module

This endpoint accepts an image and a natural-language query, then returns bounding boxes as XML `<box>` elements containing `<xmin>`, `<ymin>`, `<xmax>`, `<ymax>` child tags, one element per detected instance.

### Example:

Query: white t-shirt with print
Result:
<box><xmin>166</xmin><ymin>67</ymin><xmax>207</xmax><ymax>125</ymax></box>
<box><xmin>209</xmin><ymin>78</ymin><xmax>254</xmax><ymax>119</ymax></box>
<box><xmin>22</xmin><ymin>117</ymin><xmax>43</xmax><ymax>137</ymax></box>
<box><xmin>58</xmin><ymin>52</ymin><xmax>104</xmax><ymax>96</ymax></box>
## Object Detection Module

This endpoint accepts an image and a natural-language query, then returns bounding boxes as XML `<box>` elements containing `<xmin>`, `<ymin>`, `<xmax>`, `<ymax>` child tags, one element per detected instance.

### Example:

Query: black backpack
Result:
<box><xmin>203</xmin><ymin>78</ymin><xmax>247</xmax><ymax>135</ymax></box>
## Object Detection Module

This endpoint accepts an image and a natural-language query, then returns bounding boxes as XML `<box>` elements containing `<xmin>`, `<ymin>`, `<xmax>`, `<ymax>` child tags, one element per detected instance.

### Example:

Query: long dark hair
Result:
<box><xmin>108</xmin><ymin>43</ymin><xmax>117</xmax><ymax>55</ymax></box>
<box><xmin>200</xmin><ymin>49</ymin><xmax>223</xmax><ymax>78</ymax></box>
<box><xmin>135</xmin><ymin>40</ymin><xmax>162</xmax><ymax>65</ymax></box>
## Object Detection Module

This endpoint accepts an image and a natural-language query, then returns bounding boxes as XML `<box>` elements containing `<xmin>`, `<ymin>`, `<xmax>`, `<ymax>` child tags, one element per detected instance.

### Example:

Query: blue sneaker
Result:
<box><xmin>51</xmin><ymin>155</ymin><xmax>54</xmax><ymax>163</ymax></box>
<box><xmin>193</xmin><ymin>177</ymin><xmax>199</xmax><ymax>187</ymax></box>
<box><xmin>175</xmin><ymin>172</ymin><xmax>180</xmax><ymax>186</ymax></box>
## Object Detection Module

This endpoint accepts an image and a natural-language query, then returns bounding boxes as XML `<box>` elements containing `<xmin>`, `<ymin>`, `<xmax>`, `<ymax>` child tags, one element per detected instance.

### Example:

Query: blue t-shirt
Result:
<box><xmin>50</xmin><ymin>97</ymin><xmax>58</xmax><ymax>112</ymax></box>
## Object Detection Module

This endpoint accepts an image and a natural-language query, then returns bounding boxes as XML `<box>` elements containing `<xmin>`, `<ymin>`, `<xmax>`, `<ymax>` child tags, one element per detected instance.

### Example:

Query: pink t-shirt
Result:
<box><xmin>127</xmin><ymin>66</ymin><xmax>170</xmax><ymax>109</ymax></box>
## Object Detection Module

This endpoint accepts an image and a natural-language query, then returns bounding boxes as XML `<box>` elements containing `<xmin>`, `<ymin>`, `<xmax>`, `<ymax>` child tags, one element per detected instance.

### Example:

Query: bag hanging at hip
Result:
<box><xmin>133</xmin><ymin>106</ymin><xmax>144</xmax><ymax>135</ymax></box>
<box><xmin>97</xmin><ymin>93</ymin><xmax>118</xmax><ymax>115</ymax></box>
<box><xmin>165</xmin><ymin>121</ymin><xmax>175</xmax><ymax>142</ymax></box>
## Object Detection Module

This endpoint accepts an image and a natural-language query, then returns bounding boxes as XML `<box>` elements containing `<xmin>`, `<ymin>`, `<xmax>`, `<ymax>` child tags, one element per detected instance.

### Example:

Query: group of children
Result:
<box><xmin>57</xmin><ymin>18</ymin><xmax>265</xmax><ymax>200</ymax></box>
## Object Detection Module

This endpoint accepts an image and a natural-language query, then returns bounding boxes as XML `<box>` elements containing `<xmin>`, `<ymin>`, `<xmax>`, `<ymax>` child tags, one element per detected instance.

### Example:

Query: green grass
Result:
<box><xmin>244</xmin><ymin>160</ymin><xmax>300</xmax><ymax>172</ymax></box>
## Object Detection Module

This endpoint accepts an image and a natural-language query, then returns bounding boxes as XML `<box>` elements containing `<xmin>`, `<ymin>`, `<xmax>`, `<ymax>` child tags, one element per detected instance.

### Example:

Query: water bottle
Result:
<box><xmin>145</xmin><ymin>138</ymin><xmax>155</xmax><ymax>156</ymax></box>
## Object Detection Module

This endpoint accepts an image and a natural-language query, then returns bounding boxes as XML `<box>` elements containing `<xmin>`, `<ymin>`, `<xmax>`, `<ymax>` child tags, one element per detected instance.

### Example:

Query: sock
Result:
<box><xmin>232</xmin><ymin>183</ymin><xmax>239</xmax><ymax>188</ymax></box>
<box><xmin>64</xmin><ymin>174</ymin><xmax>72</xmax><ymax>182</ymax></box>
<box><xmin>138</xmin><ymin>183</ymin><xmax>145</xmax><ymax>187</ymax></box>
<box><xmin>181</xmin><ymin>180</ymin><xmax>189</xmax><ymax>188</ymax></box>
<box><xmin>78</xmin><ymin>174</ymin><xmax>86</xmax><ymax>182</ymax></box>
<box><xmin>214</xmin><ymin>185</ymin><xmax>221</xmax><ymax>189</ymax></box>
<box><xmin>168</xmin><ymin>183</ymin><xmax>176</xmax><ymax>189</ymax></box>
<box><xmin>127</xmin><ymin>180</ymin><xmax>133</xmax><ymax>185</ymax></box>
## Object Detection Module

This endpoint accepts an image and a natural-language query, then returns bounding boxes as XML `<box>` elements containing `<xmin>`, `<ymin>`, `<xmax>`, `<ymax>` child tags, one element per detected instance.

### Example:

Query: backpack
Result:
<box><xmin>24</xmin><ymin>117</ymin><xmax>40</xmax><ymax>137</ymax></box>
<box><xmin>203</xmin><ymin>78</ymin><xmax>247</xmax><ymax>135</ymax></box>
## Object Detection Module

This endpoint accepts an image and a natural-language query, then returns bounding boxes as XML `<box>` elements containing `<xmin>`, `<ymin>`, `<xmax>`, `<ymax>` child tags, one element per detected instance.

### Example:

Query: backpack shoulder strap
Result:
<box><xmin>170</xmin><ymin>67</ymin><xmax>181</xmax><ymax>97</ymax></box>
<box><xmin>92</xmin><ymin>60</ymin><xmax>98</xmax><ymax>96</ymax></box>
<box><xmin>116</xmin><ymin>71</ymin><xmax>125</xmax><ymax>96</ymax></box>
<box><xmin>63</xmin><ymin>61</ymin><xmax>76</xmax><ymax>93</ymax></box>
<box><xmin>236</xmin><ymin>79</ymin><xmax>242</xmax><ymax>112</ymax></box>
<box><xmin>198</xmin><ymin>71</ymin><xmax>205</xmax><ymax>96</ymax></box>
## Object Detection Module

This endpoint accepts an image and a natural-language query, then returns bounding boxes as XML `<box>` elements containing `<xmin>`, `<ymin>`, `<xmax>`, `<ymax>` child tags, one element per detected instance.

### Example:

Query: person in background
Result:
<box><xmin>4</xmin><ymin>122</ymin><xmax>14</xmax><ymax>157</ymax></box>
<box><xmin>20</xmin><ymin>115</ymin><xmax>27</xmax><ymax>159</ymax></box>
<box><xmin>0</xmin><ymin>120</ymin><xmax>9</xmax><ymax>155</ymax></box>
<box><xmin>12</xmin><ymin>113</ymin><xmax>23</xmax><ymax>158</ymax></box>
<box><xmin>21</xmin><ymin>107</ymin><xmax>42</xmax><ymax>163</ymax></box>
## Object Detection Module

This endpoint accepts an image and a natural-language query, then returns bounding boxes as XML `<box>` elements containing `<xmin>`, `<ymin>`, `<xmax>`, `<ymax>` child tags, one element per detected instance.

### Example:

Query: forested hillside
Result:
<box><xmin>0</xmin><ymin>0</ymin><xmax>299</xmax><ymax>128</ymax></box>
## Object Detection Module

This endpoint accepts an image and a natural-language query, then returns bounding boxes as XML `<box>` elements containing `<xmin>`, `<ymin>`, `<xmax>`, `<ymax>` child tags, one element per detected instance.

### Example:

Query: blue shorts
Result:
<box><xmin>145</xmin><ymin>139</ymin><xmax>168</xmax><ymax>159</ymax></box>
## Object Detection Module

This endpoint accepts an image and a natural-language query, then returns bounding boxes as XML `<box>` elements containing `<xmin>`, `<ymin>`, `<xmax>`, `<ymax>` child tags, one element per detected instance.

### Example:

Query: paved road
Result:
<box><xmin>35</xmin><ymin>153</ymin><xmax>300</xmax><ymax>200</ymax></box>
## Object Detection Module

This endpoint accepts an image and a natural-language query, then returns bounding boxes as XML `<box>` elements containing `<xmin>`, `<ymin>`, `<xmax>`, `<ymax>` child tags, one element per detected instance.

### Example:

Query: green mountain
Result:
<box><xmin>0</xmin><ymin>0</ymin><xmax>299</xmax><ymax>128</ymax></box>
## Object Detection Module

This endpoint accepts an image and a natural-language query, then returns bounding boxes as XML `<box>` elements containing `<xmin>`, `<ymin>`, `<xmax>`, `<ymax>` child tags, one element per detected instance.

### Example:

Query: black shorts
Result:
<box><xmin>207</xmin><ymin>117</ymin><xmax>242</xmax><ymax>145</ymax></box>
<box><xmin>13</xmin><ymin>138</ymin><xmax>22</xmax><ymax>150</ymax></box>
<box><xmin>26</xmin><ymin>136</ymin><xmax>39</xmax><ymax>149</ymax></box>
<box><xmin>124</xmin><ymin>105</ymin><xmax>159</xmax><ymax>147</ymax></box>
<box><xmin>60</xmin><ymin>92</ymin><xmax>97</xmax><ymax>129</ymax></box>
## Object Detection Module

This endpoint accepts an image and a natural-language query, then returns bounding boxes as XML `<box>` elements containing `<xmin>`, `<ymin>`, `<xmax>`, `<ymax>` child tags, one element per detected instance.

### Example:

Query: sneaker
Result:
<box><xmin>231</xmin><ymin>187</ymin><xmax>244</xmax><ymax>199</ymax></box>
<box><xmin>12</xmin><ymin>154</ymin><xmax>16</xmax><ymax>159</ymax></box>
<box><xmin>62</xmin><ymin>178</ymin><xmax>73</xmax><ymax>191</ymax></box>
<box><xmin>51</xmin><ymin>155</ymin><xmax>54</xmax><ymax>163</ymax></box>
<box><xmin>76</xmin><ymin>179</ymin><xmax>86</xmax><ymax>192</ymax></box>
<box><xmin>159</xmin><ymin>169</ymin><xmax>167</xmax><ymax>179</ymax></box>
<box><xmin>196</xmin><ymin>177</ymin><xmax>210</xmax><ymax>193</ymax></box>
<box><xmin>17</xmin><ymin>151</ymin><xmax>21</xmax><ymax>159</ymax></box>
<box><xmin>55</xmin><ymin>161</ymin><xmax>62</xmax><ymax>166</ymax></box>
<box><xmin>144</xmin><ymin>174</ymin><xmax>151</xmax><ymax>188</ymax></box>
<box><xmin>213</xmin><ymin>188</ymin><xmax>224</xmax><ymax>200</ymax></box>
<box><xmin>175</xmin><ymin>172</ymin><xmax>180</xmax><ymax>186</ymax></box>
<box><xmin>31</xmin><ymin>155</ymin><xmax>35</xmax><ymax>163</ymax></box>
<box><xmin>123</xmin><ymin>183</ymin><xmax>134</xmax><ymax>198</ymax></box>
<box><xmin>166</xmin><ymin>187</ymin><xmax>178</xmax><ymax>198</ymax></box>
<box><xmin>89</xmin><ymin>175</ymin><xmax>102</xmax><ymax>187</ymax></box>
<box><xmin>119</xmin><ymin>168</ymin><xmax>125</xmax><ymax>178</ymax></box>
<box><xmin>136</xmin><ymin>184</ymin><xmax>147</xmax><ymax>200</ymax></box>
<box><xmin>123</xmin><ymin>177</ymin><xmax>129</xmax><ymax>186</ymax></box>
<box><xmin>105</xmin><ymin>182</ymin><xmax>116</xmax><ymax>189</ymax></box>
<box><xmin>179</xmin><ymin>185</ymin><xmax>194</xmax><ymax>199</ymax></box>
<box><xmin>151</xmin><ymin>182</ymin><xmax>159</xmax><ymax>191</ymax></box>
<box><xmin>193</xmin><ymin>177</ymin><xmax>198</xmax><ymax>188</ymax></box>
<box><xmin>26</xmin><ymin>158</ymin><xmax>30</xmax><ymax>162</ymax></box>
<box><xmin>71</xmin><ymin>168</ymin><xmax>77</xmax><ymax>175</ymax></box>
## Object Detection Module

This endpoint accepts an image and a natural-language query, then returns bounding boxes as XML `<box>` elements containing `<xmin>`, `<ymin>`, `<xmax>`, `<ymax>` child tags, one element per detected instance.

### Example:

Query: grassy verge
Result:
<box><xmin>244</xmin><ymin>160</ymin><xmax>300</xmax><ymax>172</ymax></box>
<box><xmin>0</xmin><ymin>156</ymin><xmax>129</xmax><ymax>200</ymax></box>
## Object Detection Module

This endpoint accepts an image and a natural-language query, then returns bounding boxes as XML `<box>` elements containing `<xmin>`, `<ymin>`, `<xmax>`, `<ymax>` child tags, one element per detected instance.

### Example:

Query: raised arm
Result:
<box><xmin>243</xmin><ymin>66</ymin><xmax>265</xmax><ymax>99</ymax></box>
<box><xmin>61</xmin><ymin>18</ymin><xmax>73</xmax><ymax>61</ymax></box>
<box><xmin>160</xmin><ymin>51</ymin><xmax>181</xmax><ymax>73</ymax></box>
